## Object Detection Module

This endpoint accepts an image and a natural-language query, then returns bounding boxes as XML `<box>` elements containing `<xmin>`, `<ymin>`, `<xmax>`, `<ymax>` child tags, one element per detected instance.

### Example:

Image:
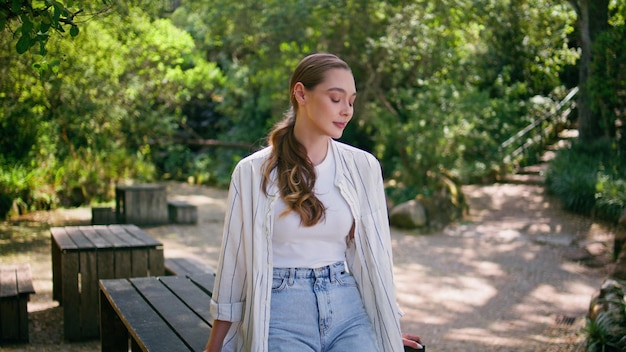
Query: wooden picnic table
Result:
<box><xmin>99</xmin><ymin>273</ymin><xmax>215</xmax><ymax>351</ymax></box>
<box><xmin>100</xmin><ymin>272</ymin><xmax>423</xmax><ymax>351</ymax></box>
<box><xmin>51</xmin><ymin>224</ymin><xmax>164</xmax><ymax>341</ymax></box>
<box><xmin>115</xmin><ymin>184</ymin><xmax>168</xmax><ymax>225</ymax></box>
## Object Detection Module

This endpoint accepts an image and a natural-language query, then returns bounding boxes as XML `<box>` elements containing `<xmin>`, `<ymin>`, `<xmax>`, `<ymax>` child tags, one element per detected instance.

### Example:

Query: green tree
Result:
<box><xmin>1</xmin><ymin>0</ymin><xmax>112</xmax><ymax>55</ymax></box>
<box><xmin>0</xmin><ymin>4</ymin><xmax>223</xmax><ymax>215</ymax></box>
<box><xmin>587</xmin><ymin>1</ymin><xmax>626</xmax><ymax>149</ymax></box>
<box><xmin>567</xmin><ymin>0</ymin><xmax>611</xmax><ymax>142</ymax></box>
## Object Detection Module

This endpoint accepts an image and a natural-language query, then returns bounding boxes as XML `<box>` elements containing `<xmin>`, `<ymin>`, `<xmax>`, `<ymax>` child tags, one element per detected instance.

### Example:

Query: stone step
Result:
<box><xmin>517</xmin><ymin>163</ymin><xmax>548</xmax><ymax>175</ymax></box>
<box><xmin>500</xmin><ymin>173</ymin><xmax>546</xmax><ymax>185</ymax></box>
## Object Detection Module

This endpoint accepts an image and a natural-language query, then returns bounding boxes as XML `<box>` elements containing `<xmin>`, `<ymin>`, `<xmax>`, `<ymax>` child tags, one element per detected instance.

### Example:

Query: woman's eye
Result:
<box><xmin>331</xmin><ymin>98</ymin><xmax>340</xmax><ymax>103</ymax></box>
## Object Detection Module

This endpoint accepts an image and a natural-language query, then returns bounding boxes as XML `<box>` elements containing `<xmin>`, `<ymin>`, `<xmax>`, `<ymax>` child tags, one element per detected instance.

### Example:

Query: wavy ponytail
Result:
<box><xmin>262</xmin><ymin>53</ymin><xmax>351</xmax><ymax>227</ymax></box>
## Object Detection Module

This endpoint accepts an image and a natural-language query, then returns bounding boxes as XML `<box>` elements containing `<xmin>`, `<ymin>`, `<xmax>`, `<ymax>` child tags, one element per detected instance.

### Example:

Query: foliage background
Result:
<box><xmin>0</xmin><ymin>0</ymin><xmax>624</xmax><ymax>224</ymax></box>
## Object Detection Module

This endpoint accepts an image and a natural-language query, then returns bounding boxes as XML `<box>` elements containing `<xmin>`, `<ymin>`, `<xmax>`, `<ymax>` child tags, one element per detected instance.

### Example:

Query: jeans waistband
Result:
<box><xmin>272</xmin><ymin>261</ymin><xmax>346</xmax><ymax>283</ymax></box>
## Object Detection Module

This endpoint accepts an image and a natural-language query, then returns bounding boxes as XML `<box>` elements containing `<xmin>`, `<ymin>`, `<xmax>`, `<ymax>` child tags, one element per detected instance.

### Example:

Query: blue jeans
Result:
<box><xmin>269</xmin><ymin>261</ymin><xmax>378</xmax><ymax>352</ymax></box>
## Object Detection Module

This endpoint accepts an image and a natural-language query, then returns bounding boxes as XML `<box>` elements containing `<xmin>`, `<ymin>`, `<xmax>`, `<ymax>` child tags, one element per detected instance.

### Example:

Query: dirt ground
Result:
<box><xmin>0</xmin><ymin>181</ymin><xmax>613</xmax><ymax>351</ymax></box>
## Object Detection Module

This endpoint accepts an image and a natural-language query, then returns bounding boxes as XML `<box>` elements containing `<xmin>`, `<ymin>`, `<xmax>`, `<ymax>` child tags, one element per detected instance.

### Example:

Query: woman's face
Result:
<box><xmin>295</xmin><ymin>68</ymin><xmax>356</xmax><ymax>140</ymax></box>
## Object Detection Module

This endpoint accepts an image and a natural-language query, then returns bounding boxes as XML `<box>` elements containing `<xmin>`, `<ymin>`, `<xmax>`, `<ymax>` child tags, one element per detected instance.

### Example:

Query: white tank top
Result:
<box><xmin>272</xmin><ymin>143</ymin><xmax>352</xmax><ymax>268</ymax></box>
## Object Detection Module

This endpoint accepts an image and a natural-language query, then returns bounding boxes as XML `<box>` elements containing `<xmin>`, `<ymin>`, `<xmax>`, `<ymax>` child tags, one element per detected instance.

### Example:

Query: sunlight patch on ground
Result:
<box><xmin>467</xmin><ymin>260</ymin><xmax>507</xmax><ymax>276</ymax></box>
<box><xmin>396</xmin><ymin>270</ymin><xmax>498</xmax><ymax>314</ymax></box>
<box><xmin>523</xmin><ymin>283</ymin><xmax>596</xmax><ymax>315</ymax></box>
<box><xmin>434</xmin><ymin>276</ymin><xmax>498</xmax><ymax>310</ymax></box>
<box><xmin>445</xmin><ymin>327</ymin><xmax>523</xmax><ymax>348</ymax></box>
<box><xmin>29</xmin><ymin>299</ymin><xmax>59</xmax><ymax>312</ymax></box>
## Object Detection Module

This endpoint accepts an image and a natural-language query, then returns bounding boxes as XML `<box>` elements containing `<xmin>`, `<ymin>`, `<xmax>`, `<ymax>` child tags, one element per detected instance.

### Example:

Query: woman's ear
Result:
<box><xmin>293</xmin><ymin>82</ymin><xmax>305</xmax><ymax>104</ymax></box>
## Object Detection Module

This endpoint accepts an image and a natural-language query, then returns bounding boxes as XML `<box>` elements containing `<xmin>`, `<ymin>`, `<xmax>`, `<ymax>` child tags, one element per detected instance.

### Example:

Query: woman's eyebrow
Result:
<box><xmin>326</xmin><ymin>87</ymin><xmax>357</xmax><ymax>97</ymax></box>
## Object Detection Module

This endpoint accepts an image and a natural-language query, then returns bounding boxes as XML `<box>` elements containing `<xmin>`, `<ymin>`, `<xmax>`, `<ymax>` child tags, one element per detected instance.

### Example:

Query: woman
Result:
<box><xmin>205</xmin><ymin>53</ymin><xmax>423</xmax><ymax>352</ymax></box>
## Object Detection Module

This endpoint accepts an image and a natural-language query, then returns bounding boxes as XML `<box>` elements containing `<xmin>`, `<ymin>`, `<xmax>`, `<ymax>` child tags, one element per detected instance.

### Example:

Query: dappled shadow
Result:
<box><xmin>0</xmin><ymin>221</ymin><xmax>51</xmax><ymax>259</ymax></box>
<box><xmin>393</xmin><ymin>183</ymin><xmax>608</xmax><ymax>351</ymax></box>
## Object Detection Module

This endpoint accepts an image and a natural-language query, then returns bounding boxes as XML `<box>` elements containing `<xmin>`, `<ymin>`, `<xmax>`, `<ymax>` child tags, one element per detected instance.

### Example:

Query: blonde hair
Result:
<box><xmin>261</xmin><ymin>53</ymin><xmax>351</xmax><ymax>226</ymax></box>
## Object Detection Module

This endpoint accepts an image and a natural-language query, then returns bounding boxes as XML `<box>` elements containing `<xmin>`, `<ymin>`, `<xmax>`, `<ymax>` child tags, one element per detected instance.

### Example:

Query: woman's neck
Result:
<box><xmin>293</xmin><ymin>123</ymin><xmax>329</xmax><ymax>166</ymax></box>
<box><xmin>308</xmin><ymin>139</ymin><xmax>330</xmax><ymax>166</ymax></box>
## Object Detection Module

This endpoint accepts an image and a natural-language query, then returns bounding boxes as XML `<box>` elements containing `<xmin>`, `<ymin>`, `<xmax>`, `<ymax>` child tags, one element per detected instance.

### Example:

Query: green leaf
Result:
<box><xmin>11</xmin><ymin>0</ymin><xmax>21</xmax><ymax>13</ymax></box>
<box><xmin>38</xmin><ymin>40</ymin><xmax>48</xmax><ymax>56</ymax></box>
<box><xmin>70</xmin><ymin>25</ymin><xmax>79</xmax><ymax>37</ymax></box>
<box><xmin>20</xmin><ymin>15</ymin><xmax>33</xmax><ymax>35</ymax></box>
<box><xmin>40</xmin><ymin>22</ymin><xmax>51</xmax><ymax>33</ymax></box>
<box><xmin>53</xmin><ymin>4</ymin><xmax>61</xmax><ymax>22</ymax></box>
<box><xmin>16</xmin><ymin>34</ymin><xmax>32</xmax><ymax>54</ymax></box>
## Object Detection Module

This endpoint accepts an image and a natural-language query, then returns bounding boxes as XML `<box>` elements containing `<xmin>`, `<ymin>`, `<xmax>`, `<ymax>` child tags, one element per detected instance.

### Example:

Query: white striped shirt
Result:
<box><xmin>209</xmin><ymin>139</ymin><xmax>404</xmax><ymax>352</ymax></box>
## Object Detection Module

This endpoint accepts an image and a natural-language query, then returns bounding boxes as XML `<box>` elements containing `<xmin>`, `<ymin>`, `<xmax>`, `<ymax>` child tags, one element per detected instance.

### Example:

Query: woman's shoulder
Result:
<box><xmin>332</xmin><ymin>140</ymin><xmax>380</xmax><ymax>165</ymax></box>
<box><xmin>232</xmin><ymin>146</ymin><xmax>271</xmax><ymax>173</ymax></box>
<box><xmin>240</xmin><ymin>146</ymin><xmax>271</xmax><ymax>162</ymax></box>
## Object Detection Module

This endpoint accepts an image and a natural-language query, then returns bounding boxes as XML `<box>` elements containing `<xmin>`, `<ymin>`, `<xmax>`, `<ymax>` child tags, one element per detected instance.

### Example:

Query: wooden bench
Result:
<box><xmin>99</xmin><ymin>273</ymin><xmax>214</xmax><ymax>351</ymax></box>
<box><xmin>0</xmin><ymin>264</ymin><xmax>35</xmax><ymax>344</ymax></box>
<box><xmin>164</xmin><ymin>257</ymin><xmax>215</xmax><ymax>276</ymax></box>
<box><xmin>167</xmin><ymin>200</ymin><xmax>198</xmax><ymax>224</ymax></box>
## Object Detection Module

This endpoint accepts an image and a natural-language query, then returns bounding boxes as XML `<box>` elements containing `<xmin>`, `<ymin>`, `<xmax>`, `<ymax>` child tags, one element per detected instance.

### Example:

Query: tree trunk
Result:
<box><xmin>570</xmin><ymin>0</ymin><xmax>609</xmax><ymax>142</ymax></box>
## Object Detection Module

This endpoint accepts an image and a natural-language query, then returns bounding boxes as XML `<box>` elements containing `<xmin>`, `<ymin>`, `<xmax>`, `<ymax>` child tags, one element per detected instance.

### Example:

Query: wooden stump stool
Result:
<box><xmin>91</xmin><ymin>206</ymin><xmax>116</xmax><ymax>225</ymax></box>
<box><xmin>167</xmin><ymin>201</ymin><xmax>198</xmax><ymax>224</ymax></box>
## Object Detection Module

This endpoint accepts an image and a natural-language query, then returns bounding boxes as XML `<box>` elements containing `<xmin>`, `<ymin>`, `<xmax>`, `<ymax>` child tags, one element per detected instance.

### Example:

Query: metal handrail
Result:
<box><xmin>500</xmin><ymin>87</ymin><xmax>578</xmax><ymax>165</ymax></box>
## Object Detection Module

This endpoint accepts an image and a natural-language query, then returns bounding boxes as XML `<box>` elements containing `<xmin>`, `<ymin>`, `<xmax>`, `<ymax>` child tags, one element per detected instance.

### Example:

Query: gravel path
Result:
<box><xmin>0</xmin><ymin>181</ymin><xmax>611</xmax><ymax>351</ymax></box>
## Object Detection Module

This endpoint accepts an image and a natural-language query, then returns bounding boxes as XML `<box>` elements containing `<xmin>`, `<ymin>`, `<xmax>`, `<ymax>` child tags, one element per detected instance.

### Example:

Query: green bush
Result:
<box><xmin>585</xmin><ymin>301</ymin><xmax>626</xmax><ymax>352</ymax></box>
<box><xmin>546</xmin><ymin>139</ymin><xmax>626</xmax><ymax>222</ymax></box>
<box><xmin>595</xmin><ymin>177</ymin><xmax>626</xmax><ymax>223</ymax></box>
<box><xmin>0</xmin><ymin>157</ymin><xmax>60</xmax><ymax>219</ymax></box>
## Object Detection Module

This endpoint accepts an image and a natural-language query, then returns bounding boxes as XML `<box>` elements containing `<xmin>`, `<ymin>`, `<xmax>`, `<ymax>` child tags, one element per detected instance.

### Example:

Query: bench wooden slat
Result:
<box><xmin>15</xmin><ymin>265</ymin><xmax>35</xmax><ymax>295</ymax></box>
<box><xmin>50</xmin><ymin>227</ymin><xmax>78</xmax><ymax>250</ymax></box>
<box><xmin>77</xmin><ymin>226</ymin><xmax>111</xmax><ymax>249</ymax></box>
<box><xmin>62</xmin><ymin>252</ymin><xmax>81</xmax><ymax>340</ymax></box>
<box><xmin>149</xmin><ymin>248</ymin><xmax>165</xmax><ymax>277</ymax></box>
<box><xmin>0</xmin><ymin>267</ymin><xmax>17</xmax><ymax>298</ymax></box>
<box><xmin>64</xmin><ymin>227</ymin><xmax>94</xmax><ymax>249</ymax></box>
<box><xmin>164</xmin><ymin>257</ymin><xmax>215</xmax><ymax>276</ymax></box>
<box><xmin>187</xmin><ymin>273</ymin><xmax>216</xmax><ymax>295</ymax></box>
<box><xmin>99</xmin><ymin>278</ymin><xmax>192</xmax><ymax>351</ymax></box>
<box><xmin>131</xmin><ymin>277</ymin><xmax>211</xmax><ymax>351</ymax></box>
<box><xmin>159</xmin><ymin>276</ymin><xmax>212</xmax><ymax>323</ymax></box>
<box><xmin>118</xmin><ymin>224</ymin><xmax>162</xmax><ymax>247</ymax></box>
<box><xmin>163</xmin><ymin>258</ymin><xmax>187</xmax><ymax>276</ymax></box>
<box><xmin>0</xmin><ymin>264</ymin><xmax>35</xmax><ymax>297</ymax></box>
<box><xmin>107</xmin><ymin>225</ymin><xmax>145</xmax><ymax>247</ymax></box>
<box><xmin>92</xmin><ymin>226</ymin><xmax>131</xmax><ymax>248</ymax></box>
<box><xmin>79</xmin><ymin>250</ymin><xmax>99</xmax><ymax>338</ymax></box>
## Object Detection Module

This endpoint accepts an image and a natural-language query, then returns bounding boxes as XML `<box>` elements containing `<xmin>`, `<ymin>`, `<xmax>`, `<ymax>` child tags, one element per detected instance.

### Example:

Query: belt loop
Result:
<box><xmin>288</xmin><ymin>268</ymin><xmax>295</xmax><ymax>285</ymax></box>
<box><xmin>329</xmin><ymin>264</ymin><xmax>336</xmax><ymax>284</ymax></box>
